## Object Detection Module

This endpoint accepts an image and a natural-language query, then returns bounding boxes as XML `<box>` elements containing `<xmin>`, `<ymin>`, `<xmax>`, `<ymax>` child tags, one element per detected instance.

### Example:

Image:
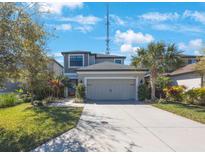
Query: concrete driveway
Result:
<box><xmin>34</xmin><ymin>102</ymin><xmax>205</xmax><ymax>152</ymax></box>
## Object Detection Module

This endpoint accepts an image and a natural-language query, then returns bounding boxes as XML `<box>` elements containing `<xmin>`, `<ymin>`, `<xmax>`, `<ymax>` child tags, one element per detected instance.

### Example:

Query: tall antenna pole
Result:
<box><xmin>105</xmin><ymin>3</ymin><xmax>110</xmax><ymax>55</ymax></box>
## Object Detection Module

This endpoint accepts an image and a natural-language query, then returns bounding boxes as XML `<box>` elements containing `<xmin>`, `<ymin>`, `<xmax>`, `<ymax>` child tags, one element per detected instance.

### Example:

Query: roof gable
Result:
<box><xmin>77</xmin><ymin>62</ymin><xmax>147</xmax><ymax>72</ymax></box>
<box><xmin>170</xmin><ymin>63</ymin><xmax>197</xmax><ymax>76</ymax></box>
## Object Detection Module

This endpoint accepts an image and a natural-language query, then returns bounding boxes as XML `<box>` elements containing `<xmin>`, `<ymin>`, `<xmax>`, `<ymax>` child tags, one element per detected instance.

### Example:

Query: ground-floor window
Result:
<box><xmin>68</xmin><ymin>79</ymin><xmax>78</xmax><ymax>96</ymax></box>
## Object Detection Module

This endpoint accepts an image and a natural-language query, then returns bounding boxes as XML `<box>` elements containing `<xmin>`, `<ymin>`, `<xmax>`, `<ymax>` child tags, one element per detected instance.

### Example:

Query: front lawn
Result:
<box><xmin>153</xmin><ymin>102</ymin><xmax>205</xmax><ymax>124</ymax></box>
<box><xmin>0</xmin><ymin>103</ymin><xmax>83</xmax><ymax>152</ymax></box>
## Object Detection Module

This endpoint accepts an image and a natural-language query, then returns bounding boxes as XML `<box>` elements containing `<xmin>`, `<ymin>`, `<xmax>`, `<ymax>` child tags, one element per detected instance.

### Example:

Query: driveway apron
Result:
<box><xmin>33</xmin><ymin>103</ymin><xmax>205</xmax><ymax>152</ymax></box>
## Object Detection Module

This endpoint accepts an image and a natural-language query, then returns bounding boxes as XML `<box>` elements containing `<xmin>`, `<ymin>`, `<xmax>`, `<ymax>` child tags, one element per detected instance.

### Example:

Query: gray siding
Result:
<box><xmin>64</xmin><ymin>54</ymin><xmax>69</xmax><ymax>73</ymax></box>
<box><xmin>64</xmin><ymin>53</ymin><xmax>89</xmax><ymax>73</ymax></box>
<box><xmin>84</xmin><ymin>54</ymin><xmax>89</xmax><ymax>66</ymax></box>
<box><xmin>95</xmin><ymin>58</ymin><xmax>114</xmax><ymax>63</ymax></box>
<box><xmin>89</xmin><ymin>55</ymin><xmax>95</xmax><ymax>65</ymax></box>
<box><xmin>171</xmin><ymin>73</ymin><xmax>202</xmax><ymax>89</ymax></box>
<box><xmin>95</xmin><ymin>58</ymin><xmax>125</xmax><ymax>64</ymax></box>
<box><xmin>64</xmin><ymin>53</ymin><xmax>125</xmax><ymax>73</ymax></box>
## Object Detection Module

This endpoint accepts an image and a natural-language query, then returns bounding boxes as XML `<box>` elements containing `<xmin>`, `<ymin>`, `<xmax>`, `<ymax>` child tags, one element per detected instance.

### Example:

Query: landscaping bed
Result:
<box><xmin>0</xmin><ymin>103</ymin><xmax>83</xmax><ymax>152</ymax></box>
<box><xmin>0</xmin><ymin>93</ymin><xmax>23</xmax><ymax>108</ymax></box>
<box><xmin>153</xmin><ymin>102</ymin><xmax>205</xmax><ymax>124</ymax></box>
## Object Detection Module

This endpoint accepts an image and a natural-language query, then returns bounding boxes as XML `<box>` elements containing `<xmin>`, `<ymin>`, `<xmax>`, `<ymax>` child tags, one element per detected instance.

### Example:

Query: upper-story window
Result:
<box><xmin>114</xmin><ymin>59</ymin><xmax>122</xmax><ymax>64</ymax></box>
<box><xmin>69</xmin><ymin>55</ymin><xmax>84</xmax><ymax>67</ymax></box>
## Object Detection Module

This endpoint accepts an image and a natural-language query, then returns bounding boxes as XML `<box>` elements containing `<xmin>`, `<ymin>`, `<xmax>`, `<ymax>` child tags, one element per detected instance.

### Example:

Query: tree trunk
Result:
<box><xmin>150</xmin><ymin>68</ymin><xmax>157</xmax><ymax>100</ymax></box>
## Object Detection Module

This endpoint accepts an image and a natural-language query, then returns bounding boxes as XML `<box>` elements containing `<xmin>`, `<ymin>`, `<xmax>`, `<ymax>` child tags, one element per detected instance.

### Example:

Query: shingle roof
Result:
<box><xmin>169</xmin><ymin>63</ymin><xmax>197</xmax><ymax>76</ymax></box>
<box><xmin>95</xmin><ymin>53</ymin><xmax>126</xmax><ymax>58</ymax></box>
<box><xmin>180</xmin><ymin>54</ymin><xmax>201</xmax><ymax>58</ymax></box>
<box><xmin>61</xmin><ymin>51</ymin><xmax>91</xmax><ymax>54</ymax></box>
<box><xmin>77</xmin><ymin>62</ymin><xmax>148</xmax><ymax>72</ymax></box>
<box><xmin>61</xmin><ymin>51</ymin><xmax>126</xmax><ymax>58</ymax></box>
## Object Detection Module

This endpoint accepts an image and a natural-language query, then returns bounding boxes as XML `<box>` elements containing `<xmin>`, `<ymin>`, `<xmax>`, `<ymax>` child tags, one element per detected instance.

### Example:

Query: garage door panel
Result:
<box><xmin>87</xmin><ymin>79</ymin><xmax>136</xmax><ymax>100</ymax></box>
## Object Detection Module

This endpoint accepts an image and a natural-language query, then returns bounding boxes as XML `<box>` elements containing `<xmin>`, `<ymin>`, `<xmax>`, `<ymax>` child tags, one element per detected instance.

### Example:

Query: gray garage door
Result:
<box><xmin>87</xmin><ymin>79</ymin><xmax>136</xmax><ymax>100</ymax></box>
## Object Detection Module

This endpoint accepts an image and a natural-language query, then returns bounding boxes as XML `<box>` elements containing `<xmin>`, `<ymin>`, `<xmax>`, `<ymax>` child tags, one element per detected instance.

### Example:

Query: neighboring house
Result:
<box><xmin>169</xmin><ymin>63</ymin><xmax>205</xmax><ymax>89</ymax></box>
<box><xmin>48</xmin><ymin>58</ymin><xmax>64</xmax><ymax>76</ymax></box>
<box><xmin>180</xmin><ymin>54</ymin><xmax>200</xmax><ymax>65</ymax></box>
<box><xmin>144</xmin><ymin>54</ymin><xmax>202</xmax><ymax>82</ymax></box>
<box><xmin>62</xmin><ymin>51</ymin><xmax>148</xmax><ymax>100</ymax></box>
<box><xmin>140</xmin><ymin>54</ymin><xmax>200</xmax><ymax>72</ymax></box>
<box><xmin>0</xmin><ymin>58</ymin><xmax>63</xmax><ymax>93</ymax></box>
<box><xmin>0</xmin><ymin>81</ymin><xmax>20</xmax><ymax>93</ymax></box>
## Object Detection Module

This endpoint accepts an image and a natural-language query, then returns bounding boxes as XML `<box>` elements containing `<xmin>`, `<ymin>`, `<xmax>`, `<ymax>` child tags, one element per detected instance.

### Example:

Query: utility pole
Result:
<box><xmin>105</xmin><ymin>3</ymin><xmax>110</xmax><ymax>55</ymax></box>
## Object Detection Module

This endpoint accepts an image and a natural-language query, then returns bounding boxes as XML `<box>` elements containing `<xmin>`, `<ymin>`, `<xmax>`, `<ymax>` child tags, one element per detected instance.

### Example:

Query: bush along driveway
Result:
<box><xmin>0</xmin><ymin>103</ymin><xmax>83</xmax><ymax>152</ymax></box>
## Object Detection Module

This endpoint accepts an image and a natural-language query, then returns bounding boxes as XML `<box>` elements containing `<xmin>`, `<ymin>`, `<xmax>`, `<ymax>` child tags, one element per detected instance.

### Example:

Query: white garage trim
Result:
<box><xmin>84</xmin><ymin>77</ymin><xmax>138</xmax><ymax>101</ymax></box>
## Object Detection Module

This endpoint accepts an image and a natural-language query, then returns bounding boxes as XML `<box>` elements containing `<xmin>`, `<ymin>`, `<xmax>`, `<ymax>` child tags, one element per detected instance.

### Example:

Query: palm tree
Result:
<box><xmin>132</xmin><ymin>42</ymin><xmax>183</xmax><ymax>100</ymax></box>
<box><xmin>195</xmin><ymin>51</ymin><xmax>205</xmax><ymax>87</ymax></box>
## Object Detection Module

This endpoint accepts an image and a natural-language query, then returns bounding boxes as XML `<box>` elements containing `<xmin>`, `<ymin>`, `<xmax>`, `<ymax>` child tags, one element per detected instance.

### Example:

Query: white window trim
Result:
<box><xmin>68</xmin><ymin>54</ymin><xmax>84</xmax><ymax>68</ymax></box>
<box><xmin>114</xmin><ymin>58</ymin><xmax>123</xmax><ymax>64</ymax></box>
<box><xmin>84</xmin><ymin>77</ymin><xmax>139</xmax><ymax>101</ymax></box>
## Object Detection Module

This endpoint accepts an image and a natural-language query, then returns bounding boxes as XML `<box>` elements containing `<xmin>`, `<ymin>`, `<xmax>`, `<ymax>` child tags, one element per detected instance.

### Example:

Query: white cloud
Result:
<box><xmin>55</xmin><ymin>24</ymin><xmax>72</xmax><ymax>31</ymax></box>
<box><xmin>39</xmin><ymin>2</ymin><xmax>83</xmax><ymax>14</ymax></box>
<box><xmin>48</xmin><ymin>52</ymin><xmax>62</xmax><ymax>59</ymax></box>
<box><xmin>60</xmin><ymin>15</ymin><xmax>101</xmax><ymax>25</ymax></box>
<box><xmin>152</xmin><ymin>23</ymin><xmax>204</xmax><ymax>34</ymax></box>
<box><xmin>75</xmin><ymin>25</ymin><xmax>93</xmax><ymax>33</ymax></box>
<box><xmin>183</xmin><ymin>10</ymin><xmax>205</xmax><ymax>24</ymax></box>
<box><xmin>110</xmin><ymin>15</ymin><xmax>125</xmax><ymax>26</ymax></box>
<box><xmin>115</xmin><ymin>29</ymin><xmax>154</xmax><ymax>44</ymax></box>
<box><xmin>59</xmin><ymin>15</ymin><xmax>100</xmax><ymax>33</ymax></box>
<box><xmin>178</xmin><ymin>39</ymin><xmax>204</xmax><ymax>55</ymax></box>
<box><xmin>120</xmin><ymin>44</ymin><xmax>140</xmax><ymax>53</ymax></box>
<box><xmin>139</xmin><ymin>12</ymin><xmax>179</xmax><ymax>22</ymax></box>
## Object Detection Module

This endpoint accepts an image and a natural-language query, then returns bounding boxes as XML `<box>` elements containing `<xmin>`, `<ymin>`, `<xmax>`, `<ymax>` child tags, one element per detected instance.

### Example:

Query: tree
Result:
<box><xmin>0</xmin><ymin>3</ymin><xmax>50</xmax><ymax>102</ymax></box>
<box><xmin>195</xmin><ymin>51</ymin><xmax>205</xmax><ymax>87</ymax></box>
<box><xmin>131</xmin><ymin>42</ymin><xmax>183</xmax><ymax>100</ymax></box>
<box><xmin>0</xmin><ymin>3</ymin><xmax>23</xmax><ymax>84</ymax></box>
<box><xmin>19</xmin><ymin>18</ymin><xmax>50</xmax><ymax>101</ymax></box>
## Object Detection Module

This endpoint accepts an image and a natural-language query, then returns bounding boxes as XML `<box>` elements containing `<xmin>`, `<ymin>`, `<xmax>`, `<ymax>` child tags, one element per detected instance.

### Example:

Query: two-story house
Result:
<box><xmin>62</xmin><ymin>51</ymin><xmax>148</xmax><ymax>100</ymax></box>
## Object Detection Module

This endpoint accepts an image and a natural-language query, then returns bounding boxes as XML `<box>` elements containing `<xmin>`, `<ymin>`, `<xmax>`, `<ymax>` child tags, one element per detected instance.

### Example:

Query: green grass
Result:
<box><xmin>0</xmin><ymin>103</ymin><xmax>83</xmax><ymax>152</ymax></box>
<box><xmin>153</xmin><ymin>102</ymin><xmax>205</xmax><ymax>124</ymax></box>
<box><xmin>0</xmin><ymin>93</ymin><xmax>22</xmax><ymax>108</ymax></box>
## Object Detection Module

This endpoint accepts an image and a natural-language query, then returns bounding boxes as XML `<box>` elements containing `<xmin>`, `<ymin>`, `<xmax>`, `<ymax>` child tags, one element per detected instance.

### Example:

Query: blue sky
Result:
<box><xmin>38</xmin><ymin>2</ymin><xmax>205</xmax><ymax>65</ymax></box>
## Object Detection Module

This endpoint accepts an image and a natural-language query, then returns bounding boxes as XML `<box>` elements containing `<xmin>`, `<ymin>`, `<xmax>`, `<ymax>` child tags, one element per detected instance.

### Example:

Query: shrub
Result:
<box><xmin>42</xmin><ymin>97</ymin><xmax>54</xmax><ymax>106</ymax></box>
<box><xmin>74</xmin><ymin>98</ymin><xmax>84</xmax><ymax>103</ymax></box>
<box><xmin>138</xmin><ymin>83</ymin><xmax>151</xmax><ymax>101</ymax></box>
<box><xmin>32</xmin><ymin>100</ymin><xmax>43</xmax><ymax>106</ymax></box>
<box><xmin>20</xmin><ymin>94</ymin><xmax>32</xmax><ymax>102</ymax></box>
<box><xmin>163</xmin><ymin>85</ymin><xmax>186</xmax><ymax>102</ymax></box>
<box><xmin>0</xmin><ymin>93</ymin><xmax>22</xmax><ymax>108</ymax></box>
<box><xmin>184</xmin><ymin>88</ymin><xmax>205</xmax><ymax>105</ymax></box>
<box><xmin>156</xmin><ymin>76</ymin><xmax>172</xmax><ymax>90</ymax></box>
<box><xmin>156</xmin><ymin>76</ymin><xmax>172</xmax><ymax>98</ymax></box>
<box><xmin>75</xmin><ymin>83</ymin><xmax>85</xmax><ymax>100</ymax></box>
